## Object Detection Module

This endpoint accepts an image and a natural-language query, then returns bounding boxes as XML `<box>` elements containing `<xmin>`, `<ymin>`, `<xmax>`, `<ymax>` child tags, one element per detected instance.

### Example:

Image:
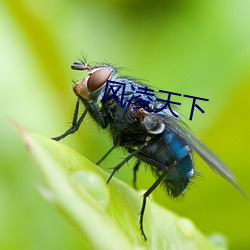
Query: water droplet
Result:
<box><xmin>177</xmin><ymin>217</ymin><xmax>196</xmax><ymax>238</ymax></box>
<box><xmin>71</xmin><ymin>170</ymin><xmax>110</xmax><ymax>209</ymax></box>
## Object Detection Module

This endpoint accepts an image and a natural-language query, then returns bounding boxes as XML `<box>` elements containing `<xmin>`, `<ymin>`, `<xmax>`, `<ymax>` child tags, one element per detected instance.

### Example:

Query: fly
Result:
<box><xmin>52</xmin><ymin>60</ymin><xmax>246</xmax><ymax>240</ymax></box>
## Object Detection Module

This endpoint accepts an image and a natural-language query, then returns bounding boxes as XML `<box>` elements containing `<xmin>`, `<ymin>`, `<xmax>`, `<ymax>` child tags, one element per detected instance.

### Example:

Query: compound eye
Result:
<box><xmin>87</xmin><ymin>68</ymin><xmax>111</xmax><ymax>92</ymax></box>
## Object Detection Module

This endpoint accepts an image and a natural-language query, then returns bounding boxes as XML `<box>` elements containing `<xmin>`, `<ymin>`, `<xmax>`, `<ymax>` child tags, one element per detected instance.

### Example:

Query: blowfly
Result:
<box><xmin>52</xmin><ymin>60</ymin><xmax>246</xmax><ymax>240</ymax></box>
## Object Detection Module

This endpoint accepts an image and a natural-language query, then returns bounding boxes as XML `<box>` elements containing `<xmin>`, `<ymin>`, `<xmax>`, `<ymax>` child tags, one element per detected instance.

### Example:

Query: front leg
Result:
<box><xmin>52</xmin><ymin>99</ymin><xmax>89</xmax><ymax>141</ymax></box>
<box><xmin>88</xmin><ymin>100</ymin><xmax>108</xmax><ymax>129</ymax></box>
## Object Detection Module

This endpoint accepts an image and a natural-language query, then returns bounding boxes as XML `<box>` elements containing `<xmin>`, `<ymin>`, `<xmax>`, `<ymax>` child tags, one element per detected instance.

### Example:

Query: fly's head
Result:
<box><xmin>72</xmin><ymin>61</ymin><xmax>114</xmax><ymax>101</ymax></box>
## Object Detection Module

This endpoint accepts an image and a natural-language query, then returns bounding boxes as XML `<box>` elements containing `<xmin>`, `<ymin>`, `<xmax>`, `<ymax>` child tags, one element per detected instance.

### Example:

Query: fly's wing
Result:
<box><xmin>154</xmin><ymin>113</ymin><xmax>248</xmax><ymax>198</ymax></box>
<box><xmin>184</xmin><ymin>132</ymin><xmax>248</xmax><ymax>198</ymax></box>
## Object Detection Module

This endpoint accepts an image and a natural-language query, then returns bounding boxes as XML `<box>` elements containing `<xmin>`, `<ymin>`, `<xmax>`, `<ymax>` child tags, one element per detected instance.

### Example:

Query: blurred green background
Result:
<box><xmin>1</xmin><ymin>0</ymin><xmax>250</xmax><ymax>249</ymax></box>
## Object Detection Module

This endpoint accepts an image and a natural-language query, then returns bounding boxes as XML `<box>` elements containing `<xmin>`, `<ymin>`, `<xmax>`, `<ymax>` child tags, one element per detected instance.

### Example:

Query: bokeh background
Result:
<box><xmin>1</xmin><ymin>0</ymin><xmax>250</xmax><ymax>249</ymax></box>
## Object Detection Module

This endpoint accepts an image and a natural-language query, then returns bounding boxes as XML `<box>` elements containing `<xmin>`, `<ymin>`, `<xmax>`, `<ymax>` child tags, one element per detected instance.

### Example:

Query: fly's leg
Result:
<box><xmin>140</xmin><ymin>172</ymin><xmax>166</xmax><ymax>240</ymax></box>
<box><xmin>96</xmin><ymin>145</ymin><xmax>116</xmax><ymax>165</ymax></box>
<box><xmin>52</xmin><ymin>98</ymin><xmax>108</xmax><ymax>141</ymax></box>
<box><xmin>88</xmin><ymin>100</ymin><xmax>107</xmax><ymax>129</ymax></box>
<box><xmin>52</xmin><ymin>99</ymin><xmax>88</xmax><ymax>141</ymax></box>
<box><xmin>107</xmin><ymin>143</ymin><xmax>146</xmax><ymax>184</ymax></box>
<box><xmin>133</xmin><ymin>160</ymin><xmax>141</xmax><ymax>189</ymax></box>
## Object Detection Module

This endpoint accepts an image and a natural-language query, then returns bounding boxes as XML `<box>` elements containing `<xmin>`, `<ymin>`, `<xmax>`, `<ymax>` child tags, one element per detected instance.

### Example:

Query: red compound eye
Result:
<box><xmin>87</xmin><ymin>68</ymin><xmax>111</xmax><ymax>92</ymax></box>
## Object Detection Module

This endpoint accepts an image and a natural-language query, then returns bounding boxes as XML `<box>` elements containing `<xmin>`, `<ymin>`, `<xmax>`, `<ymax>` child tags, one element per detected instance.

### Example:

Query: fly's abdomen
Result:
<box><xmin>164</xmin><ymin>154</ymin><xmax>193</xmax><ymax>197</ymax></box>
<box><xmin>163</xmin><ymin>129</ymin><xmax>194</xmax><ymax>196</ymax></box>
<box><xmin>138</xmin><ymin>128</ymin><xmax>194</xmax><ymax>197</ymax></box>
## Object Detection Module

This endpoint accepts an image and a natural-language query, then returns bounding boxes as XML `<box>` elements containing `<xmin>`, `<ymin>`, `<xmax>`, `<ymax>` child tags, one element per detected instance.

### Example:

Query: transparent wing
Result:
<box><xmin>150</xmin><ymin>112</ymin><xmax>247</xmax><ymax>198</ymax></box>
<box><xmin>183</xmin><ymin>132</ymin><xmax>248</xmax><ymax>197</ymax></box>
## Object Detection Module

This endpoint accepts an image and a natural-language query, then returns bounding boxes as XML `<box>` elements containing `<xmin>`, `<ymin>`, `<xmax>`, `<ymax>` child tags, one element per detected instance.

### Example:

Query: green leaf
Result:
<box><xmin>19</xmin><ymin>128</ymin><xmax>227</xmax><ymax>250</ymax></box>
